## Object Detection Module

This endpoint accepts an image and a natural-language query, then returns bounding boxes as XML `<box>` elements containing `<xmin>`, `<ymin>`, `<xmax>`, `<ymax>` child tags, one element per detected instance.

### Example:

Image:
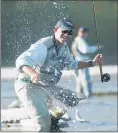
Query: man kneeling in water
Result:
<box><xmin>15</xmin><ymin>18</ymin><xmax>102</xmax><ymax>132</ymax></box>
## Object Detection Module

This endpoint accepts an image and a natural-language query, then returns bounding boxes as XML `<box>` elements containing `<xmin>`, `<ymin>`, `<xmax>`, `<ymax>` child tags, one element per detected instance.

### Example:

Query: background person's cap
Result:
<box><xmin>55</xmin><ymin>18</ymin><xmax>74</xmax><ymax>31</ymax></box>
<box><xmin>79</xmin><ymin>26</ymin><xmax>89</xmax><ymax>32</ymax></box>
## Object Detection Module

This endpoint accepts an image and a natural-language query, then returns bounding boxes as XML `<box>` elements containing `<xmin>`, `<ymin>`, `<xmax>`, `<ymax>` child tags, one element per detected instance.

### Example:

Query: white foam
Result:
<box><xmin>1</xmin><ymin>108</ymin><xmax>29</xmax><ymax>123</ymax></box>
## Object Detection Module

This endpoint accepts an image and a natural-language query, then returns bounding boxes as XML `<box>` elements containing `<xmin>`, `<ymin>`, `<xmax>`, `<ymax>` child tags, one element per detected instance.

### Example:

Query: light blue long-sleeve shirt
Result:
<box><xmin>16</xmin><ymin>36</ymin><xmax>79</xmax><ymax>85</ymax></box>
<box><xmin>72</xmin><ymin>36</ymin><xmax>98</xmax><ymax>61</ymax></box>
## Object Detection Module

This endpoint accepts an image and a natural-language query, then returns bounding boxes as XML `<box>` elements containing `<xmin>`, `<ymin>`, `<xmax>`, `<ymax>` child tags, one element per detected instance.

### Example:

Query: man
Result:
<box><xmin>72</xmin><ymin>26</ymin><xmax>100</xmax><ymax>98</ymax></box>
<box><xmin>15</xmin><ymin>19</ymin><xmax>102</xmax><ymax>132</ymax></box>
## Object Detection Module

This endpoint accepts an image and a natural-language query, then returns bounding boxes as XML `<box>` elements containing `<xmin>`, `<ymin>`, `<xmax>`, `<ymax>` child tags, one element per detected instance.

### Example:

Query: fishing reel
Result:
<box><xmin>99</xmin><ymin>64</ymin><xmax>111</xmax><ymax>83</ymax></box>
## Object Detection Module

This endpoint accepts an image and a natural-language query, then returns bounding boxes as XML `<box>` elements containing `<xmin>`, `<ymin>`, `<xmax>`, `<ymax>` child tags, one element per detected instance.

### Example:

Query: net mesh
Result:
<box><xmin>33</xmin><ymin>82</ymin><xmax>86</xmax><ymax>111</ymax></box>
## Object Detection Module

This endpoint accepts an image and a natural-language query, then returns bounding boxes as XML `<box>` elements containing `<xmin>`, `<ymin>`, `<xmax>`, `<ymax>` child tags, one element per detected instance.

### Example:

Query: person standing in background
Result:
<box><xmin>72</xmin><ymin>26</ymin><xmax>101</xmax><ymax>98</ymax></box>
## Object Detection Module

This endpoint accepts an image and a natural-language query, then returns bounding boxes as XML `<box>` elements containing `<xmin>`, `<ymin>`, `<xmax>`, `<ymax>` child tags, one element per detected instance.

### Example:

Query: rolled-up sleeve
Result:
<box><xmin>15</xmin><ymin>44</ymin><xmax>47</xmax><ymax>71</ymax></box>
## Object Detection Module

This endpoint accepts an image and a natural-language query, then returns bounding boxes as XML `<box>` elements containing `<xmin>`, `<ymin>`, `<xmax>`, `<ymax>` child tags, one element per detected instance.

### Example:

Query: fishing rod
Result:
<box><xmin>92</xmin><ymin>0</ymin><xmax>111</xmax><ymax>83</ymax></box>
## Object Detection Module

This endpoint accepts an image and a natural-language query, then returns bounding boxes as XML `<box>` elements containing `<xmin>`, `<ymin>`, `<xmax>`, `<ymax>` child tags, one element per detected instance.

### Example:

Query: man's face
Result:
<box><xmin>83</xmin><ymin>32</ymin><xmax>88</xmax><ymax>38</ymax></box>
<box><xmin>54</xmin><ymin>27</ymin><xmax>73</xmax><ymax>44</ymax></box>
<box><xmin>78</xmin><ymin>31</ymin><xmax>88</xmax><ymax>39</ymax></box>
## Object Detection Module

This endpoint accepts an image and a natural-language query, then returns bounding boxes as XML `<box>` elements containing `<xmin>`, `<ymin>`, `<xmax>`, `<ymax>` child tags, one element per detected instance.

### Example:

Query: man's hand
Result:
<box><xmin>22</xmin><ymin>66</ymin><xmax>39</xmax><ymax>84</ymax></box>
<box><xmin>92</xmin><ymin>54</ymin><xmax>103</xmax><ymax>66</ymax></box>
<box><xmin>30</xmin><ymin>72</ymin><xmax>39</xmax><ymax>84</ymax></box>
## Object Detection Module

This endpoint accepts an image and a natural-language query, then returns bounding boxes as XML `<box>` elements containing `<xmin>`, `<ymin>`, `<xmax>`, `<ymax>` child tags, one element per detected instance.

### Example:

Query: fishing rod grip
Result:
<box><xmin>99</xmin><ymin>64</ymin><xmax>103</xmax><ymax>82</ymax></box>
<box><xmin>99</xmin><ymin>64</ymin><xmax>103</xmax><ymax>76</ymax></box>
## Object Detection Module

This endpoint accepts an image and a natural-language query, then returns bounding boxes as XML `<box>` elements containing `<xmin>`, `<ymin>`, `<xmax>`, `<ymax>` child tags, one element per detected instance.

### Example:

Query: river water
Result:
<box><xmin>1</xmin><ymin>77</ymin><xmax>117</xmax><ymax>132</ymax></box>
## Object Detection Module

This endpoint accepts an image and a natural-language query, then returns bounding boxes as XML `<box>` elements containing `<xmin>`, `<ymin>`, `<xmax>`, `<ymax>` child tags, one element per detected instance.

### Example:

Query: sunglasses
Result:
<box><xmin>62</xmin><ymin>30</ymin><xmax>73</xmax><ymax>35</ymax></box>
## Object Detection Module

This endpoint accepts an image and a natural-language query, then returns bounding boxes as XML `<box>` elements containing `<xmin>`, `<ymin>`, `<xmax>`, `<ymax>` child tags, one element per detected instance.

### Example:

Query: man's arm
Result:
<box><xmin>22</xmin><ymin>66</ymin><xmax>39</xmax><ymax>83</ymax></box>
<box><xmin>78</xmin><ymin>61</ymin><xmax>94</xmax><ymax>69</ymax></box>
<box><xmin>16</xmin><ymin>44</ymin><xmax>47</xmax><ymax>83</ymax></box>
<box><xmin>64</xmin><ymin>46</ymin><xmax>102</xmax><ymax>70</ymax></box>
<box><xmin>78</xmin><ymin>54</ymin><xmax>102</xmax><ymax>69</ymax></box>
<box><xmin>63</xmin><ymin>44</ymin><xmax>102</xmax><ymax>70</ymax></box>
